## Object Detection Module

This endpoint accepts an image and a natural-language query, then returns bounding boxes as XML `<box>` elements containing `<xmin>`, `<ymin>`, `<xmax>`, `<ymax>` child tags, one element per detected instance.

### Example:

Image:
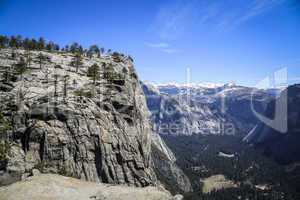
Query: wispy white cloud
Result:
<box><xmin>150</xmin><ymin>0</ymin><xmax>198</xmax><ymax>40</ymax></box>
<box><xmin>161</xmin><ymin>48</ymin><xmax>181</xmax><ymax>54</ymax></box>
<box><xmin>230</xmin><ymin>0</ymin><xmax>287</xmax><ymax>28</ymax></box>
<box><xmin>151</xmin><ymin>0</ymin><xmax>287</xmax><ymax>37</ymax></box>
<box><xmin>145</xmin><ymin>41</ymin><xmax>181</xmax><ymax>54</ymax></box>
<box><xmin>201</xmin><ymin>0</ymin><xmax>287</xmax><ymax>31</ymax></box>
<box><xmin>145</xmin><ymin>42</ymin><xmax>169</xmax><ymax>48</ymax></box>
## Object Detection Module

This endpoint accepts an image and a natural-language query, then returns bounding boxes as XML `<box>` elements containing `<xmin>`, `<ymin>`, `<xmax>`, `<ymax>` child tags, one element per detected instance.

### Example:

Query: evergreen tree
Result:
<box><xmin>23</xmin><ymin>38</ymin><xmax>32</xmax><ymax>50</ymax></box>
<box><xmin>100</xmin><ymin>48</ymin><xmax>105</xmax><ymax>55</ymax></box>
<box><xmin>30</xmin><ymin>39</ymin><xmax>38</xmax><ymax>50</ymax></box>
<box><xmin>37</xmin><ymin>37</ymin><xmax>45</xmax><ymax>50</ymax></box>
<box><xmin>103</xmin><ymin>63</ymin><xmax>116</xmax><ymax>84</ymax></box>
<box><xmin>46</xmin><ymin>41</ymin><xmax>55</xmax><ymax>52</ymax></box>
<box><xmin>14</xmin><ymin>57</ymin><xmax>27</xmax><ymax>76</ymax></box>
<box><xmin>9</xmin><ymin>36</ymin><xmax>18</xmax><ymax>48</ymax></box>
<box><xmin>88</xmin><ymin>45</ymin><xmax>100</xmax><ymax>58</ymax></box>
<box><xmin>71</xmin><ymin>53</ymin><xmax>83</xmax><ymax>73</ymax></box>
<box><xmin>78</xmin><ymin>45</ymin><xmax>83</xmax><ymax>55</ymax></box>
<box><xmin>0</xmin><ymin>35</ymin><xmax>9</xmax><ymax>49</ymax></box>
<box><xmin>54</xmin><ymin>44</ymin><xmax>60</xmax><ymax>51</ymax></box>
<box><xmin>112</xmin><ymin>52</ymin><xmax>122</xmax><ymax>62</ymax></box>
<box><xmin>128</xmin><ymin>55</ymin><xmax>134</xmax><ymax>62</ymax></box>
<box><xmin>64</xmin><ymin>45</ymin><xmax>69</xmax><ymax>52</ymax></box>
<box><xmin>15</xmin><ymin>35</ymin><xmax>23</xmax><ymax>48</ymax></box>
<box><xmin>70</xmin><ymin>42</ymin><xmax>80</xmax><ymax>54</ymax></box>
<box><xmin>87</xmin><ymin>63</ymin><xmax>100</xmax><ymax>84</ymax></box>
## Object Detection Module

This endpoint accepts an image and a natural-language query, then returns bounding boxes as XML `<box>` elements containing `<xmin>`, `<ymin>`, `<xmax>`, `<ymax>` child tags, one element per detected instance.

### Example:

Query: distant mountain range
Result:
<box><xmin>142</xmin><ymin>82</ymin><xmax>275</xmax><ymax>136</ymax></box>
<box><xmin>144</xmin><ymin>81</ymin><xmax>300</xmax><ymax>166</ymax></box>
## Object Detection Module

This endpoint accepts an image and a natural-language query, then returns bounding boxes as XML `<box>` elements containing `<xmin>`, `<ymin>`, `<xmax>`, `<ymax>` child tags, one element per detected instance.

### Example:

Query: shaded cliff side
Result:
<box><xmin>244</xmin><ymin>84</ymin><xmax>300</xmax><ymax>165</ymax></box>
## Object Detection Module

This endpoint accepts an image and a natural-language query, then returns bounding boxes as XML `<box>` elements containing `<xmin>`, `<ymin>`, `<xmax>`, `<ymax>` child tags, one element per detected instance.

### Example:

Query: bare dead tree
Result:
<box><xmin>25</xmin><ymin>50</ymin><xmax>32</xmax><ymax>68</ymax></box>
<box><xmin>37</xmin><ymin>53</ymin><xmax>45</xmax><ymax>69</ymax></box>
<box><xmin>63</xmin><ymin>75</ymin><xmax>70</xmax><ymax>102</ymax></box>
<box><xmin>53</xmin><ymin>74</ymin><xmax>59</xmax><ymax>98</ymax></box>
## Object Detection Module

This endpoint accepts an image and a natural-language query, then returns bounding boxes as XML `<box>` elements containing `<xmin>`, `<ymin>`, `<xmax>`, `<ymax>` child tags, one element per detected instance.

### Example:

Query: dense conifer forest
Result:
<box><xmin>162</xmin><ymin>135</ymin><xmax>300</xmax><ymax>200</ymax></box>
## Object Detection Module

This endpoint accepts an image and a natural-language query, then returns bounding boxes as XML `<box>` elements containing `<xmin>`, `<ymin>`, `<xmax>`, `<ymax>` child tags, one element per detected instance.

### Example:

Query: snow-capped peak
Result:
<box><xmin>148</xmin><ymin>82</ymin><xmax>225</xmax><ymax>89</ymax></box>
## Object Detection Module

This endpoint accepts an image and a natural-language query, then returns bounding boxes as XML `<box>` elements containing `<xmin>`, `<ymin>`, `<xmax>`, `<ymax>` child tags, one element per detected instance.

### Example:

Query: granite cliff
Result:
<box><xmin>0</xmin><ymin>48</ymin><xmax>158</xmax><ymax>187</ymax></box>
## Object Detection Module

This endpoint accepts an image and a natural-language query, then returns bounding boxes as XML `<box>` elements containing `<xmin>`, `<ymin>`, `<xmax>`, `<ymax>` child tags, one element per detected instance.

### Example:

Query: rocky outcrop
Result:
<box><xmin>0</xmin><ymin>48</ymin><xmax>156</xmax><ymax>186</ymax></box>
<box><xmin>0</xmin><ymin>173</ymin><xmax>179</xmax><ymax>200</ymax></box>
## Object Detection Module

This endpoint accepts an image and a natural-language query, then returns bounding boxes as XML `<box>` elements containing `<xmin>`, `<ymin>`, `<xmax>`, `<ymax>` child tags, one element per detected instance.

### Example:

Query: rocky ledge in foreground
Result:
<box><xmin>0</xmin><ymin>173</ymin><xmax>182</xmax><ymax>200</ymax></box>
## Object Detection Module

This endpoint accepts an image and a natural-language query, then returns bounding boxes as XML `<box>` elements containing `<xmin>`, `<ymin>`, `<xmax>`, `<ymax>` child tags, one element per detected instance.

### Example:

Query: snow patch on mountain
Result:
<box><xmin>148</xmin><ymin>82</ymin><xmax>225</xmax><ymax>89</ymax></box>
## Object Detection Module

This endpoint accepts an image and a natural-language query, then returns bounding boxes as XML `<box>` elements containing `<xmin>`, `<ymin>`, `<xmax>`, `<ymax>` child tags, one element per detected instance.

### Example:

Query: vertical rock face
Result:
<box><xmin>140</xmin><ymin>83</ymin><xmax>192</xmax><ymax>193</ymax></box>
<box><xmin>151</xmin><ymin>134</ymin><xmax>192</xmax><ymax>193</ymax></box>
<box><xmin>0</xmin><ymin>49</ymin><xmax>156</xmax><ymax>186</ymax></box>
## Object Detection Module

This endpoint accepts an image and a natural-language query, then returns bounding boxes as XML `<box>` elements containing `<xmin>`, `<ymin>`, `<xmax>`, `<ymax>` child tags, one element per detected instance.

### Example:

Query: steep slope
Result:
<box><xmin>151</xmin><ymin>133</ymin><xmax>192</xmax><ymax>193</ymax></box>
<box><xmin>0</xmin><ymin>48</ymin><xmax>156</xmax><ymax>186</ymax></box>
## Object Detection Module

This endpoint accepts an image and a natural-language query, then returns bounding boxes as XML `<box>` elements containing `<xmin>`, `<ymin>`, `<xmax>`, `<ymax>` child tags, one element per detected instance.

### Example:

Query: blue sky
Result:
<box><xmin>0</xmin><ymin>0</ymin><xmax>300</xmax><ymax>86</ymax></box>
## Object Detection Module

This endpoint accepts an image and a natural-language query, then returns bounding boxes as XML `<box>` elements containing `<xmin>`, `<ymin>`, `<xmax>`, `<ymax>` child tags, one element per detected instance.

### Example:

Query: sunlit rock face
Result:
<box><xmin>0</xmin><ymin>48</ymin><xmax>157</xmax><ymax>187</ymax></box>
